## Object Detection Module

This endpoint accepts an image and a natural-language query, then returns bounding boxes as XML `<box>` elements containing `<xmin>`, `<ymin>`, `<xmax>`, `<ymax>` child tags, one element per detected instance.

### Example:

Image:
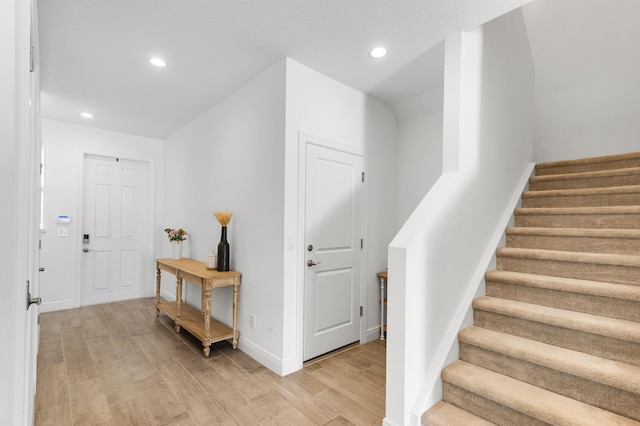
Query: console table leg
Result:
<box><xmin>155</xmin><ymin>266</ymin><xmax>161</xmax><ymax>313</ymax></box>
<box><xmin>203</xmin><ymin>284</ymin><xmax>212</xmax><ymax>355</ymax></box>
<box><xmin>232</xmin><ymin>279</ymin><xmax>239</xmax><ymax>349</ymax></box>
<box><xmin>175</xmin><ymin>274</ymin><xmax>182</xmax><ymax>333</ymax></box>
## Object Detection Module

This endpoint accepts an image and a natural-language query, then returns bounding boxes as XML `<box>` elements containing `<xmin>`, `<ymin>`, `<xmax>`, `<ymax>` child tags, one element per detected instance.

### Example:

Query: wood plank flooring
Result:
<box><xmin>34</xmin><ymin>298</ymin><xmax>386</xmax><ymax>425</ymax></box>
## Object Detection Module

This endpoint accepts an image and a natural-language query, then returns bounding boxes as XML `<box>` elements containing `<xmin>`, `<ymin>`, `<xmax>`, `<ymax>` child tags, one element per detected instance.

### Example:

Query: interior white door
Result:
<box><xmin>81</xmin><ymin>155</ymin><xmax>148</xmax><ymax>306</ymax></box>
<box><xmin>304</xmin><ymin>143</ymin><xmax>363</xmax><ymax>361</ymax></box>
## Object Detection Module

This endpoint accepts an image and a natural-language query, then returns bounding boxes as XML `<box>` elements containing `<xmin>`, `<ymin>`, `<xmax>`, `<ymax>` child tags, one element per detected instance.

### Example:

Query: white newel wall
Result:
<box><xmin>40</xmin><ymin>119</ymin><xmax>163</xmax><ymax>312</ymax></box>
<box><xmin>386</xmin><ymin>8</ymin><xmax>534</xmax><ymax>426</ymax></box>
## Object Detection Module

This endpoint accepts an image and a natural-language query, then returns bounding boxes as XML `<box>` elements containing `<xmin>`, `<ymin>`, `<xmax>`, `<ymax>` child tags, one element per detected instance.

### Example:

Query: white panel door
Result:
<box><xmin>81</xmin><ymin>156</ymin><xmax>148</xmax><ymax>306</ymax></box>
<box><xmin>304</xmin><ymin>143</ymin><xmax>363</xmax><ymax>361</ymax></box>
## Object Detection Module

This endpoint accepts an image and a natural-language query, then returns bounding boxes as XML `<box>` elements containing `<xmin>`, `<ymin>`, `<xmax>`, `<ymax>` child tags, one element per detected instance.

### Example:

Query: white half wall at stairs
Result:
<box><xmin>384</xmin><ymin>8</ymin><xmax>535</xmax><ymax>425</ymax></box>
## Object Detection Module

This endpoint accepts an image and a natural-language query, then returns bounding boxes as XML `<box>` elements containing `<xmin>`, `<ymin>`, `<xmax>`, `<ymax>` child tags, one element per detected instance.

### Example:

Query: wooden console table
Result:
<box><xmin>155</xmin><ymin>258</ymin><xmax>241</xmax><ymax>357</ymax></box>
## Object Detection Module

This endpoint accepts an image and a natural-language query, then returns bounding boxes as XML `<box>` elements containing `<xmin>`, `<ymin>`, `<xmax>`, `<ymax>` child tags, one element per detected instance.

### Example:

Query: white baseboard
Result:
<box><xmin>39</xmin><ymin>299</ymin><xmax>74</xmax><ymax>313</ymax></box>
<box><xmin>237</xmin><ymin>336</ymin><xmax>291</xmax><ymax>376</ymax></box>
<box><xmin>365</xmin><ymin>326</ymin><xmax>384</xmax><ymax>343</ymax></box>
<box><xmin>383</xmin><ymin>417</ymin><xmax>401</xmax><ymax>426</ymax></box>
<box><xmin>160</xmin><ymin>288</ymin><xmax>175</xmax><ymax>301</ymax></box>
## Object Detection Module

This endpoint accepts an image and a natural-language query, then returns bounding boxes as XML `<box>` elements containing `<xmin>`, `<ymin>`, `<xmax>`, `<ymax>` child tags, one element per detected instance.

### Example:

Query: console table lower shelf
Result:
<box><xmin>156</xmin><ymin>301</ymin><xmax>235</xmax><ymax>355</ymax></box>
<box><xmin>155</xmin><ymin>258</ymin><xmax>241</xmax><ymax>357</ymax></box>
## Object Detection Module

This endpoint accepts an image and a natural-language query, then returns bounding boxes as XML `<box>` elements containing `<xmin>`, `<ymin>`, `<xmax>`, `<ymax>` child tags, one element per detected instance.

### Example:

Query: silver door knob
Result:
<box><xmin>307</xmin><ymin>260</ymin><xmax>321</xmax><ymax>267</ymax></box>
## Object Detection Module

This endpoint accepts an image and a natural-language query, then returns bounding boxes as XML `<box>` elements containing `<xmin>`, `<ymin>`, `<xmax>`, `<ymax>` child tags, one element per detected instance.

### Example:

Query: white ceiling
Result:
<box><xmin>38</xmin><ymin>0</ymin><xmax>532</xmax><ymax>140</ymax></box>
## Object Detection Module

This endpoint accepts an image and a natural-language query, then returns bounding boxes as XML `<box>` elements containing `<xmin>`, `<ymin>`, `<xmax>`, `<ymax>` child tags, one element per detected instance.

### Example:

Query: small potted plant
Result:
<box><xmin>165</xmin><ymin>228</ymin><xmax>188</xmax><ymax>259</ymax></box>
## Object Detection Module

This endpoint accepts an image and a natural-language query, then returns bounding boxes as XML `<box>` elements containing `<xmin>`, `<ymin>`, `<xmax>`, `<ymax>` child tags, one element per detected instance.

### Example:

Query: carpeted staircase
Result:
<box><xmin>422</xmin><ymin>152</ymin><xmax>640</xmax><ymax>425</ymax></box>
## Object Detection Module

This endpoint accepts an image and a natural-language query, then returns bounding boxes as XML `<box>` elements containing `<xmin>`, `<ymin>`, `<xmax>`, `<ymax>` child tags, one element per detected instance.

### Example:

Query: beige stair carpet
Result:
<box><xmin>423</xmin><ymin>151</ymin><xmax>640</xmax><ymax>425</ymax></box>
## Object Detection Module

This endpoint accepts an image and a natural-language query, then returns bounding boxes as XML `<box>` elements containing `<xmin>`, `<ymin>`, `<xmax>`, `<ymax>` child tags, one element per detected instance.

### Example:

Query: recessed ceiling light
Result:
<box><xmin>80</xmin><ymin>112</ymin><xmax>94</xmax><ymax>119</ymax></box>
<box><xmin>150</xmin><ymin>57</ymin><xmax>167</xmax><ymax>67</ymax></box>
<box><xmin>370</xmin><ymin>47</ymin><xmax>388</xmax><ymax>58</ymax></box>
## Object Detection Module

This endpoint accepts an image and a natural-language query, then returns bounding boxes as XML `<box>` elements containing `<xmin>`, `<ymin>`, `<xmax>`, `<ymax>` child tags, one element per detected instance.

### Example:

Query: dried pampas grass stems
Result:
<box><xmin>214</xmin><ymin>210</ymin><xmax>232</xmax><ymax>226</ymax></box>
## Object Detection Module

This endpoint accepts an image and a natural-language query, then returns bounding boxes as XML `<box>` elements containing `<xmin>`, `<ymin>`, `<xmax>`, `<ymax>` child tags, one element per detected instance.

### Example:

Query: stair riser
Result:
<box><xmin>514</xmin><ymin>212</ymin><xmax>640</xmax><ymax>229</ymax></box>
<box><xmin>507</xmin><ymin>233</ymin><xmax>640</xmax><ymax>255</ymax></box>
<box><xmin>522</xmin><ymin>192</ymin><xmax>640</xmax><ymax>208</ymax></box>
<box><xmin>529</xmin><ymin>174</ymin><xmax>640</xmax><ymax>191</ymax></box>
<box><xmin>536</xmin><ymin>158</ymin><xmax>640</xmax><ymax>176</ymax></box>
<box><xmin>459</xmin><ymin>343</ymin><xmax>640</xmax><ymax>421</ymax></box>
<box><xmin>442</xmin><ymin>383</ymin><xmax>546</xmax><ymax>426</ymax></box>
<box><xmin>473</xmin><ymin>310</ymin><xmax>640</xmax><ymax>367</ymax></box>
<box><xmin>497</xmin><ymin>256</ymin><xmax>640</xmax><ymax>286</ymax></box>
<box><xmin>486</xmin><ymin>281</ymin><xmax>640</xmax><ymax>322</ymax></box>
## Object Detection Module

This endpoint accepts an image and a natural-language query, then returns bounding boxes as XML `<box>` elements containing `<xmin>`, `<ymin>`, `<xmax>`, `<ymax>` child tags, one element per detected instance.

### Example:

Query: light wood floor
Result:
<box><xmin>34</xmin><ymin>298</ymin><xmax>386</xmax><ymax>425</ymax></box>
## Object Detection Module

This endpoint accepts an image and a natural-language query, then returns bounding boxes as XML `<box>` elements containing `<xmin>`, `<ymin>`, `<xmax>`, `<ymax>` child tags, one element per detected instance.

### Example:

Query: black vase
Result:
<box><xmin>217</xmin><ymin>226</ymin><xmax>230</xmax><ymax>271</ymax></box>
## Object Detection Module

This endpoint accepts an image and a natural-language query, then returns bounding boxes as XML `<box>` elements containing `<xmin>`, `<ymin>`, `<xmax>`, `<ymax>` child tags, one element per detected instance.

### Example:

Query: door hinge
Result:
<box><xmin>361</xmin><ymin>172</ymin><xmax>365</xmax><ymax>183</ymax></box>
<box><xmin>360</xmin><ymin>306</ymin><xmax>363</xmax><ymax>317</ymax></box>
<box><xmin>360</xmin><ymin>239</ymin><xmax>363</xmax><ymax>249</ymax></box>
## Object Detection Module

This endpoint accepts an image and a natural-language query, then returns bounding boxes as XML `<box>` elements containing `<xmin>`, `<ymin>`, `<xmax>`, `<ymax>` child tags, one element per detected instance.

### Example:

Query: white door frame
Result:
<box><xmin>74</xmin><ymin>150</ymin><xmax>156</xmax><ymax>307</ymax></box>
<box><xmin>296</xmin><ymin>132</ymin><xmax>366</xmax><ymax>365</ymax></box>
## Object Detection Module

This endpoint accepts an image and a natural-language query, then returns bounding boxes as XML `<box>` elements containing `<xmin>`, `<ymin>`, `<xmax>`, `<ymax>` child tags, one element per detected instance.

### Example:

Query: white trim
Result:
<box><xmin>238</xmin><ymin>336</ymin><xmax>289</xmax><ymax>376</ymax></box>
<box><xmin>408</xmin><ymin>162</ymin><xmax>535</xmax><ymax>422</ymax></box>
<box><xmin>382</xmin><ymin>418</ymin><xmax>402</xmax><ymax>426</ymax></box>
<box><xmin>39</xmin><ymin>299</ymin><xmax>74</xmax><ymax>313</ymax></box>
<box><xmin>160</xmin><ymin>288</ymin><xmax>175</xmax><ymax>301</ymax></box>
<box><xmin>365</xmin><ymin>326</ymin><xmax>382</xmax><ymax>343</ymax></box>
<box><xmin>301</xmin><ymin>131</ymin><xmax>365</xmax><ymax>156</ymax></box>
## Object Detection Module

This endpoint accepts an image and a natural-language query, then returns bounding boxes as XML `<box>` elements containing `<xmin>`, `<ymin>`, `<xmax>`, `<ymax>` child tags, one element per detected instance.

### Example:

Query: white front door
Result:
<box><xmin>81</xmin><ymin>155</ymin><xmax>149</xmax><ymax>306</ymax></box>
<box><xmin>303</xmin><ymin>142</ymin><xmax>363</xmax><ymax>361</ymax></box>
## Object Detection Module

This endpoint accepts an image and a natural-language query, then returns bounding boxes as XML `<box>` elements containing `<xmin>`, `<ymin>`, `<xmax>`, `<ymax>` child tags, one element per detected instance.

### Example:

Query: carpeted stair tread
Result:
<box><xmin>472</xmin><ymin>296</ymin><xmax>640</xmax><ymax>344</ymax></box>
<box><xmin>515</xmin><ymin>205</ymin><xmax>640</xmax><ymax>228</ymax></box>
<box><xmin>506</xmin><ymin>227</ymin><xmax>640</xmax><ymax>239</ymax></box>
<box><xmin>485</xmin><ymin>270</ymin><xmax>640</xmax><ymax>322</ymax></box>
<box><xmin>421</xmin><ymin>401</ymin><xmax>494</xmax><ymax>426</ymax></box>
<box><xmin>459</xmin><ymin>326</ymin><xmax>640</xmax><ymax>394</ymax></box>
<box><xmin>529</xmin><ymin>166</ymin><xmax>640</xmax><ymax>191</ymax></box>
<box><xmin>516</xmin><ymin>205</ymin><xmax>640</xmax><ymax>215</ymax></box>
<box><xmin>496</xmin><ymin>247</ymin><xmax>640</xmax><ymax>285</ymax></box>
<box><xmin>506</xmin><ymin>227</ymin><xmax>640</xmax><ymax>254</ymax></box>
<box><xmin>497</xmin><ymin>247</ymin><xmax>640</xmax><ymax>268</ymax></box>
<box><xmin>522</xmin><ymin>184</ymin><xmax>640</xmax><ymax>208</ymax></box>
<box><xmin>536</xmin><ymin>151</ymin><xmax>640</xmax><ymax>176</ymax></box>
<box><xmin>442</xmin><ymin>361</ymin><xmax>640</xmax><ymax>426</ymax></box>
<box><xmin>485</xmin><ymin>270</ymin><xmax>640</xmax><ymax>302</ymax></box>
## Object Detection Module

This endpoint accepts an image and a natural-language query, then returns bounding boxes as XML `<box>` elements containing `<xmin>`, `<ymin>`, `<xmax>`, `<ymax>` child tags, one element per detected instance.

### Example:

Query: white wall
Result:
<box><xmin>395</xmin><ymin>103</ymin><xmax>443</xmax><ymax>226</ymax></box>
<box><xmin>40</xmin><ymin>119</ymin><xmax>163</xmax><ymax>312</ymax></box>
<box><xmin>386</xmin><ymin>8</ymin><xmax>534</xmax><ymax>425</ymax></box>
<box><xmin>527</xmin><ymin>0</ymin><xmax>640</xmax><ymax>163</ymax></box>
<box><xmin>161</xmin><ymin>61</ymin><xmax>287</xmax><ymax>368</ymax></box>
<box><xmin>283</xmin><ymin>58</ymin><xmax>398</xmax><ymax>374</ymax></box>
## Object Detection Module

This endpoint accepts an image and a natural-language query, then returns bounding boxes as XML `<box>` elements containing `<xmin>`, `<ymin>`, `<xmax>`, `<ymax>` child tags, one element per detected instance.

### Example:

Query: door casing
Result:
<box><xmin>296</xmin><ymin>132</ymin><xmax>367</xmax><ymax>364</ymax></box>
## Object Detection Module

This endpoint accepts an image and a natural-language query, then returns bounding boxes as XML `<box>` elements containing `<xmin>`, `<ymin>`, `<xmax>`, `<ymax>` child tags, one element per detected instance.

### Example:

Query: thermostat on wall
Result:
<box><xmin>57</xmin><ymin>215</ymin><xmax>71</xmax><ymax>224</ymax></box>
